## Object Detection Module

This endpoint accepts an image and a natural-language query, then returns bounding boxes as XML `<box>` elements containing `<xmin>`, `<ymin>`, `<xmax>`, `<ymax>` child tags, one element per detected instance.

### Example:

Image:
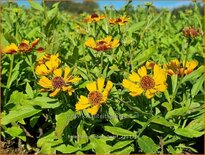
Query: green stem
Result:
<box><xmin>117</xmin><ymin>98</ymin><xmax>153</xmax><ymax>116</ymax></box>
<box><xmin>170</xmin><ymin>40</ymin><xmax>191</xmax><ymax>104</ymax></box>
<box><xmin>4</xmin><ymin>54</ymin><xmax>15</xmax><ymax>104</ymax></box>
<box><xmin>137</xmin><ymin>115</ymin><xmax>157</xmax><ymax>137</ymax></box>
<box><xmin>100</xmin><ymin>52</ymin><xmax>104</xmax><ymax>74</ymax></box>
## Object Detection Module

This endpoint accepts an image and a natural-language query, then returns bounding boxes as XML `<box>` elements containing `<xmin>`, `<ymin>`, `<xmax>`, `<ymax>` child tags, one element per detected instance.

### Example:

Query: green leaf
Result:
<box><xmin>162</xmin><ymin>102</ymin><xmax>173</xmax><ymax>111</ymax></box>
<box><xmin>151</xmin><ymin>116</ymin><xmax>175</xmax><ymax>127</ymax></box>
<box><xmin>30</xmin><ymin>114</ymin><xmax>41</xmax><ymax>128</ymax></box>
<box><xmin>55</xmin><ymin>144</ymin><xmax>79</xmax><ymax>153</ymax></box>
<box><xmin>171</xmin><ymin>74</ymin><xmax>178</xmax><ymax>93</ymax></box>
<box><xmin>165</xmin><ymin>107</ymin><xmax>188</xmax><ymax>119</ymax></box>
<box><xmin>25</xmin><ymin>26</ymin><xmax>41</xmax><ymax>38</ymax></box>
<box><xmin>133</xmin><ymin>47</ymin><xmax>156</xmax><ymax>65</ymax></box>
<box><xmin>77</xmin><ymin>121</ymin><xmax>88</xmax><ymax>145</ymax></box>
<box><xmin>137</xmin><ymin>135</ymin><xmax>160</xmax><ymax>153</ymax></box>
<box><xmin>29</xmin><ymin>1</ymin><xmax>44</xmax><ymax>11</ymax></box>
<box><xmin>1</xmin><ymin>105</ymin><xmax>41</xmax><ymax>125</ymax></box>
<box><xmin>191</xmin><ymin>75</ymin><xmax>204</xmax><ymax>98</ymax></box>
<box><xmin>112</xmin><ymin>146</ymin><xmax>134</xmax><ymax>154</ymax></box>
<box><xmin>174</xmin><ymin>128</ymin><xmax>204</xmax><ymax>138</ymax></box>
<box><xmin>8</xmin><ymin>70</ymin><xmax>19</xmax><ymax>88</ymax></box>
<box><xmin>127</xmin><ymin>21</ymin><xmax>146</xmax><ymax>33</ymax></box>
<box><xmin>90</xmin><ymin>138</ymin><xmax>112</xmax><ymax>154</ymax></box>
<box><xmin>186</xmin><ymin>115</ymin><xmax>204</xmax><ymax>131</ymax></box>
<box><xmin>31</xmin><ymin>97</ymin><xmax>61</xmax><ymax>109</ymax></box>
<box><xmin>26</xmin><ymin>82</ymin><xmax>34</xmax><ymax>99</ymax></box>
<box><xmin>8</xmin><ymin>91</ymin><xmax>29</xmax><ymax>105</ymax></box>
<box><xmin>6</xmin><ymin>126</ymin><xmax>26</xmax><ymax>142</ymax></box>
<box><xmin>181</xmin><ymin>66</ymin><xmax>204</xmax><ymax>83</ymax></box>
<box><xmin>55</xmin><ymin>109</ymin><xmax>75</xmax><ymax>137</ymax></box>
<box><xmin>107</xmin><ymin>106</ymin><xmax>119</xmax><ymax>126</ymax></box>
<box><xmin>104</xmin><ymin>126</ymin><xmax>136</xmax><ymax>137</ymax></box>
<box><xmin>111</xmin><ymin>140</ymin><xmax>133</xmax><ymax>152</ymax></box>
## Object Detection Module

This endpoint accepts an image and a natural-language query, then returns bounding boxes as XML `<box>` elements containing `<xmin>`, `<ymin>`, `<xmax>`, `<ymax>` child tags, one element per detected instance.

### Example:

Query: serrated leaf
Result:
<box><xmin>55</xmin><ymin>109</ymin><xmax>75</xmax><ymax>137</ymax></box>
<box><xmin>137</xmin><ymin>135</ymin><xmax>160</xmax><ymax>153</ymax></box>
<box><xmin>1</xmin><ymin>105</ymin><xmax>41</xmax><ymax>125</ymax></box>
<box><xmin>174</xmin><ymin>128</ymin><xmax>204</xmax><ymax>138</ymax></box>
<box><xmin>104</xmin><ymin>126</ymin><xmax>136</xmax><ymax>137</ymax></box>
<box><xmin>26</xmin><ymin>82</ymin><xmax>34</xmax><ymax>98</ymax></box>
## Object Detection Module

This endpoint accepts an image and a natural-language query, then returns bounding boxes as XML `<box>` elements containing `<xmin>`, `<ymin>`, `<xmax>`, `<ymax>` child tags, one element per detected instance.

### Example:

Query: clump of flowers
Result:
<box><xmin>35</xmin><ymin>54</ymin><xmax>61</xmax><ymax>76</ymax></box>
<box><xmin>165</xmin><ymin>59</ymin><xmax>198</xmax><ymax>76</ymax></box>
<box><xmin>75</xmin><ymin>78</ymin><xmax>113</xmax><ymax>115</ymax></box>
<box><xmin>2</xmin><ymin>38</ymin><xmax>40</xmax><ymax>54</ymax></box>
<box><xmin>109</xmin><ymin>16</ymin><xmax>129</xmax><ymax>26</ymax></box>
<box><xmin>182</xmin><ymin>27</ymin><xmax>201</xmax><ymax>38</ymax></box>
<box><xmin>85</xmin><ymin>36</ymin><xmax>119</xmax><ymax>51</ymax></box>
<box><xmin>38</xmin><ymin>66</ymin><xmax>81</xmax><ymax>97</ymax></box>
<box><xmin>83</xmin><ymin>13</ymin><xmax>105</xmax><ymax>23</ymax></box>
<box><xmin>122</xmin><ymin>64</ymin><xmax>167</xmax><ymax>99</ymax></box>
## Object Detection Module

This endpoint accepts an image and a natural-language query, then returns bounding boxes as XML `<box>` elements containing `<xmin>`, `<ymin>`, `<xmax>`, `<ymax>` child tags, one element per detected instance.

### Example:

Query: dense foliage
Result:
<box><xmin>1</xmin><ymin>1</ymin><xmax>204</xmax><ymax>154</ymax></box>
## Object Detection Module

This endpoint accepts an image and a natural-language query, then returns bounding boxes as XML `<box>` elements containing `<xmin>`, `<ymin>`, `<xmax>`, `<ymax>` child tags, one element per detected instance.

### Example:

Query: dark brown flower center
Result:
<box><xmin>140</xmin><ymin>76</ymin><xmax>155</xmax><ymax>90</ymax></box>
<box><xmin>116</xmin><ymin>18</ymin><xmax>122</xmax><ymax>22</ymax></box>
<box><xmin>88</xmin><ymin>91</ymin><xmax>103</xmax><ymax>106</ymax></box>
<box><xmin>97</xmin><ymin>41</ymin><xmax>107</xmax><ymax>45</ymax></box>
<box><xmin>91</xmin><ymin>13</ymin><xmax>99</xmax><ymax>18</ymax></box>
<box><xmin>18</xmin><ymin>43</ymin><xmax>31</xmax><ymax>52</ymax></box>
<box><xmin>52</xmin><ymin>76</ymin><xmax>66</xmax><ymax>89</ymax></box>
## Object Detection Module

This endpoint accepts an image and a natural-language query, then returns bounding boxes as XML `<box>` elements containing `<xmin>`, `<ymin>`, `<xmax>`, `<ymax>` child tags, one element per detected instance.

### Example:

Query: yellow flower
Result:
<box><xmin>85</xmin><ymin>36</ymin><xmax>119</xmax><ymax>51</ymax></box>
<box><xmin>35</xmin><ymin>54</ymin><xmax>61</xmax><ymax>76</ymax></box>
<box><xmin>109</xmin><ymin>16</ymin><xmax>129</xmax><ymax>26</ymax></box>
<box><xmin>122</xmin><ymin>64</ymin><xmax>167</xmax><ymax>99</ymax></box>
<box><xmin>75</xmin><ymin>78</ymin><xmax>113</xmax><ymax>115</ymax></box>
<box><xmin>2</xmin><ymin>43</ymin><xmax>18</xmax><ymax>54</ymax></box>
<box><xmin>18</xmin><ymin>38</ymin><xmax>40</xmax><ymax>52</ymax></box>
<box><xmin>84</xmin><ymin>13</ymin><xmax>106</xmax><ymax>23</ymax></box>
<box><xmin>38</xmin><ymin>67</ymin><xmax>81</xmax><ymax>97</ymax></box>
<box><xmin>145</xmin><ymin>61</ymin><xmax>156</xmax><ymax>70</ymax></box>
<box><xmin>165</xmin><ymin>59</ymin><xmax>198</xmax><ymax>76</ymax></box>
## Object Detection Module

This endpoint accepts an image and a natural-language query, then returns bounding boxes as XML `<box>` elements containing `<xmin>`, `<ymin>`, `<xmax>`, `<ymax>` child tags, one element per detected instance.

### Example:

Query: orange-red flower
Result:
<box><xmin>165</xmin><ymin>59</ymin><xmax>198</xmax><ymax>76</ymax></box>
<box><xmin>109</xmin><ymin>16</ymin><xmax>129</xmax><ymax>26</ymax></box>
<box><xmin>84</xmin><ymin>13</ymin><xmax>105</xmax><ymax>23</ymax></box>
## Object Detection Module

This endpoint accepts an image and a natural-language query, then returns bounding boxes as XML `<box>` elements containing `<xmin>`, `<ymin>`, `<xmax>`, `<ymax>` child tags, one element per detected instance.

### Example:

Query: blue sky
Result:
<box><xmin>16</xmin><ymin>0</ymin><xmax>193</xmax><ymax>10</ymax></box>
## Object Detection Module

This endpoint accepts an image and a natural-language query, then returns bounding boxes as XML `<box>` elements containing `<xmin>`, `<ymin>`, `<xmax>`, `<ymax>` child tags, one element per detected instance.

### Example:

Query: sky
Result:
<box><xmin>14</xmin><ymin>0</ymin><xmax>194</xmax><ymax>10</ymax></box>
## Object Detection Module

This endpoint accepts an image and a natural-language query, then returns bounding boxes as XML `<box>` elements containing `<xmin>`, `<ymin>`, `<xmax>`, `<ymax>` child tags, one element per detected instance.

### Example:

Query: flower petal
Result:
<box><xmin>64</xmin><ymin>66</ymin><xmax>71</xmax><ymax>79</ymax></box>
<box><xmin>145</xmin><ymin>89</ymin><xmax>156</xmax><ymax>99</ymax></box>
<box><xmin>86</xmin><ymin>81</ymin><xmax>97</xmax><ymax>92</ymax></box>
<box><xmin>49</xmin><ymin>88</ymin><xmax>60</xmax><ymax>97</ymax></box>
<box><xmin>85</xmin><ymin>38</ymin><xmax>96</xmax><ymax>48</ymax></box>
<box><xmin>38</xmin><ymin>76</ymin><xmax>52</xmax><ymax>88</ymax></box>
<box><xmin>67</xmin><ymin>77</ymin><xmax>81</xmax><ymax>83</ymax></box>
<box><xmin>129</xmin><ymin>72</ymin><xmax>140</xmax><ymax>82</ymax></box>
<box><xmin>54</xmin><ymin>68</ymin><xmax>62</xmax><ymax>77</ymax></box>
<box><xmin>75</xmin><ymin>95</ymin><xmax>91</xmax><ymax>111</ymax></box>
<box><xmin>86</xmin><ymin>104</ymin><xmax>101</xmax><ymax>115</ymax></box>
<box><xmin>97</xmin><ymin>78</ymin><xmax>105</xmax><ymax>92</ymax></box>
<box><xmin>138</xmin><ymin>66</ymin><xmax>147</xmax><ymax>77</ymax></box>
